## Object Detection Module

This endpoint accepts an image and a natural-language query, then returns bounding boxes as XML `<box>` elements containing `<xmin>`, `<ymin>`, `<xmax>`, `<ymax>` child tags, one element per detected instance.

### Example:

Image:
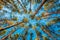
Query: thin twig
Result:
<box><xmin>50</xmin><ymin>10</ymin><xmax>60</xmax><ymax>14</ymax></box>
<box><xmin>29</xmin><ymin>0</ymin><xmax>32</xmax><ymax>12</ymax></box>
<box><xmin>18</xmin><ymin>0</ymin><xmax>27</xmax><ymax>13</ymax></box>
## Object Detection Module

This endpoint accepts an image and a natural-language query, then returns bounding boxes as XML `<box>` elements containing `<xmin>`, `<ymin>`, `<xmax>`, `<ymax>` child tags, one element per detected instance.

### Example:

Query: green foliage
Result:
<box><xmin>0</xmin><ymin>30</ymin><xmax>6</xmax><ymax>36</ymax></box>
<box><xmin>43</xmin><ymin>36</ymin><xmax>49</xmax><ymax>40</ymax></box>
<box><xmin>30</xmin><ymin>15</ymin><xmax>35</xmax><ymax>19</ymax></box>
<box><xmin>58</xmin><ymin>30</ymin><xmax>60</xmax><ymax>32</ymax></box>
<box><xmin>14</xmin><ymin>34</ymin><xmax>19</xmax><ymax>40</ymax></box>
<box><xmin>56</xmin><ymin>34</ymin><xmax>60</xmax><ymax>37</ymax></box>
<box><xmin>22</xmin><ymin>18</ymin><xmax>28</xmax><ymax>23</ymax></box>
<box><xmin>12</xmin><ymin>17</ymin><xmax>18</xmax><ymax>21</ymax></box>
<box><xmin>52</xmin><ymin>18</ymin><xmax>60</xmax><ymax>22</ymax></box>
<box><xmin>36</xmin><ymin>0</ymin><xmax>41</xmax><ymax>3</ymax></box>
<box><xmin>44</xmin><ymin>3</ymin><xmax>54</xmax><ymax>10</ymax></box>
<box><xmin>28</xmin><ymin>0</ymin><xmax>41</xmax><ymax>4</ymax></box>
<box><xmin>36</xmin><ymin>23</ymin><xmax>39</xmax><ymax>26</ymax></box>
<box><xmin>44</xmin><ymin>0</ymin><xmax>56</xmax><ymax>11</ymax></box>
<box><xmin>8</xmin><ymin>34</ymin><xmax>19</xmax><ymax>40</ymax></box>
<box><xmin>46</xmin><ymin>18</ymin><xmax>60</xmax><ymax>26</ymax></box>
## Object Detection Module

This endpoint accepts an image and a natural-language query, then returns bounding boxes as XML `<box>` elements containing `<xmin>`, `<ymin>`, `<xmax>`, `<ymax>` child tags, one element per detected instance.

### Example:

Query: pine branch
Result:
<box><xmin>1</xmin><ymin>29</ymin><xmax>16</xmax><ymax>40</ymax></box>
<box><xmin>0</xmin><ymin>22</ymin><xmax>23</xmax><ymax>31</ymax></box>
<box><xmin>30</xmin><ymin>0</ymin><xmax>47</xmax><ymax>19</ymax></box>
<box><xmin>34</xmin><ymin>0</ymin><xmax>47</xmax><ymax>15</ymax></box>
<box><xmin>38</xmin><ymin>24</ymin><xmax>55</xmax><ymax>39</ymax></box>
<box><xmin>41</xmin><ymin>10</ymin><xmax>60</xmax><ymax>18</ymax></box>
<box><xmin>41</xmin><ymin>26</ymin><xmax>55</xmax><ymax>39</ymax></box>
